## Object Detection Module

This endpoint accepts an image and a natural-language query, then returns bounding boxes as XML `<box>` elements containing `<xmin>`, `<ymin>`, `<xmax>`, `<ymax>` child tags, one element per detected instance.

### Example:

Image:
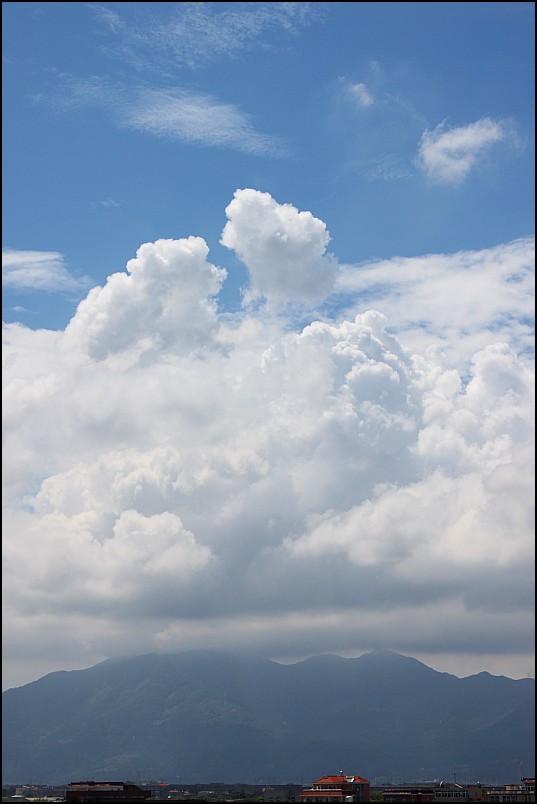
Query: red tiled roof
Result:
<box><xmin>314</xmin><ymin>775</ymin><xmax>370</xmax><ymax>785</ymax></box>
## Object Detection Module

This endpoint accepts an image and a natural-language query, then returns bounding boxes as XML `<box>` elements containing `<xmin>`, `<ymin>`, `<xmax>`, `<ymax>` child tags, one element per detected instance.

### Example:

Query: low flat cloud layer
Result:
<box><xmin>2</xmin><ymin>190</ymin><xmax>535</xmax><ymax>688</ymax></box>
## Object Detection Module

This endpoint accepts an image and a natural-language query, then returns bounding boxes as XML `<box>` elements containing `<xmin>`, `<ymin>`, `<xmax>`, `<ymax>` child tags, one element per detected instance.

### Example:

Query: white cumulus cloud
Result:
<box><xmin>336</xmin><ymin>236</ymin><xmax>535</xmax><ymax>367</ymax></box>
<box><xmin>2</xmin><ymin>190</ymin><xmax>534</xmax><ymax>689</ymax></box>
<box><xmin>64</xmin><ymin>235</ymin><xmax>227</xmax><ymax>361</ymax></box>
<box><xmin>221</xmin><ymin>188</ymin><xmax>338</xmax><ymax>307</ymax></box>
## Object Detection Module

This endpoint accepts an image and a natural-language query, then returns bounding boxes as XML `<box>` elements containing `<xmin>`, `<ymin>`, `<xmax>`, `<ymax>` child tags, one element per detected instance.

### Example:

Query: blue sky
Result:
<box><xmin>2</xmin><ymin>3</ymin><xmax>535</xmax><ymax>690</ymax></box>
<box><xmin>3</xmin><ymin>2</ymin><xmax>534</xmax><ymax>327</ymax></box>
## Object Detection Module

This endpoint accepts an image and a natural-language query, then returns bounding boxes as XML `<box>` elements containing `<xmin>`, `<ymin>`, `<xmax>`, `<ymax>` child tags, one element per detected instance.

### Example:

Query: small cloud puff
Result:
<box><xmin>416</xmin><ymin>117</ymin><xmax>512</xmax><ymax>184</ymax></box>
<box><xmin>349</xmin><ymin>82</ymin><xmax>374</xmax><ymax>108</ymax></box>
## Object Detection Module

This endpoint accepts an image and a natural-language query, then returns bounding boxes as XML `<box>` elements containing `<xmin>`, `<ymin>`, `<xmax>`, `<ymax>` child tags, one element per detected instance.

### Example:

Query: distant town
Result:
<box><xmin>2</xmin><ymin>774</ymin><xmax>535</xmax><ymax>803</ymax></box>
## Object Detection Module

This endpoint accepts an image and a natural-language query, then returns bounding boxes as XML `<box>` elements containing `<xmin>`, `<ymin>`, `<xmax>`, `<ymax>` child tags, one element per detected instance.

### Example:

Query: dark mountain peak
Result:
<box><xmin>3</xmin><ymin>648</ymin><xmax>534</xmax><ymax>785</ymax></box>
<box><xmin>93</xmin><ymin>648</ymin><xmax>276</xmax><ymax>673</ymax></box>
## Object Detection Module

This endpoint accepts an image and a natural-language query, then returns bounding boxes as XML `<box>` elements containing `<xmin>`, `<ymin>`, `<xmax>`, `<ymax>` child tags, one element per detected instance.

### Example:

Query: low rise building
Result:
<box><xmin>300</xmin><ymin>773</ymin><xmax>371</xmax><ymax>802</ymax></box>
<box><xmin>65</xmin><ymin>780</ymin><xmax>151</xmax><ymax>801</ymax></box>
<box><xmin>486</xmin><ymin>777</ymin><xmax>535</xmax><ymax>802</ymax></box>
<box><xmin>381</xmin><ymin>789</ymin><xmax>435</xmax><ymax>802</ymax></box>
<box><xmin>382</xmin><ymin>783</ymin><xmax>484</xmax><ymax>803</ymax></box>
<box><xmin>380</xmin><ymin>780</ymin><xmax>537</xmax><ymax>803</ymax></box>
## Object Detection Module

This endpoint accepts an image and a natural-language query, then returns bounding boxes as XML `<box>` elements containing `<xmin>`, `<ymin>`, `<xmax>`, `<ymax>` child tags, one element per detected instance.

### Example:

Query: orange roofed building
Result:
<box><xmin>300</xmin><ymin>772</ymin><xmax>371</xmax><ymax>803</ymax></box>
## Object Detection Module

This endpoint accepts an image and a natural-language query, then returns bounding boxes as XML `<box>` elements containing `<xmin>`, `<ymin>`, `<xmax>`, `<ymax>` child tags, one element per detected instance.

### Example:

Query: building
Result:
<box><xmin>486</xmin><ymin>778</ymin><xmax>535</xmax><ymax>803</ymax></box>
<box><xmin>381</xmin><ymin>789</ymin><xmax>435</xmax><ymax>803</ymax></box>
<box><xmin>382</xmin><ymin>783</ymin><xmax>484</xmax><ymax>802</ymax></box>
<box><xmin>300</xmin><ymin>773</ymin><xmax>371</xmax><ymax>802</ymax></box>
<box><xmin>65</xmin><ymin>780</ymin><xmax>151</xmax><ymax>801</ymax></box>
<box><xmin>380</xmin><ymin>780</ymin><xmax>537</xmax><ymax>803</ymax></box>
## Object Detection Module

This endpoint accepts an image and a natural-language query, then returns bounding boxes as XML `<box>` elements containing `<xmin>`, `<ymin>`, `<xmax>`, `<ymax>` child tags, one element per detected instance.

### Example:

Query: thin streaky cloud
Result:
<box><xmin>89</xmin><ymin>2</ymin><xmax>317</xmax><ymax>72</ymax></box>
<box><xmin>86</xmin><ymin>3</ymin><xmax>124</xmax><ymax>34</ymax></box>
<box><xmin>124</xmin><ymin>88</ymin><xmax>287</xmax><ymax>156</ymax></box>
<box><xmin>46</xmin><ymin>76</ymin><xmax>287</xmax><ymax>157</ymax></box>
<box><xmin>2</xmin><ymin>249</ymin><xmax>92</xmax><ymax>294</ymax></box>
<box><xmin>417</xmin><ymin>117</ymin><xmax>515</xmax><ymax>185</ymax></box>
<box><xmin>96</xmin><ymin>198</ymin><xmax>121</xmax><ymax>209</ymax></box>
<box><xmin>346</xmin><ymin>154</ymin><xmax>414</xmax><ymax>182</ymax></box>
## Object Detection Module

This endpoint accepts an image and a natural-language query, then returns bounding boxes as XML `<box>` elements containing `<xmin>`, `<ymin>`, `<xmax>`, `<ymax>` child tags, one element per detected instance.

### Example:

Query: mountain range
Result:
<box><xmin>2</xmin><ymin>649</ymin><xmax>534</xmax><ymax>785</ymax></box>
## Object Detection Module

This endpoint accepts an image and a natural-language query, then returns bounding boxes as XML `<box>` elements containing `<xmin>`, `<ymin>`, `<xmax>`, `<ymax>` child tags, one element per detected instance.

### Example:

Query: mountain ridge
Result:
<box><xmin>3</xmin><ymin>649</ymin><xmax>534</xmax><ymax>785</ymax></box>
<box><xmin>9</xmin><ymin>647</ymin><xmax>528</xmax><ymax>692</ymax></box>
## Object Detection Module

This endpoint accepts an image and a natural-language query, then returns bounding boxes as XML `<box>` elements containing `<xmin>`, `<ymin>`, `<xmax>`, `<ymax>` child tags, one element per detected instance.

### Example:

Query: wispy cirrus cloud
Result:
<box><xmin>37</xmin><ymin>4</ymin><xmax>311</xmax><ymax>157</ymax></box>
<box><xmin>94</xmin><ymin>197</ymin><xmax>121</xmax><ymax>209</ymax></box>
<box><xmin>2</xmin><ymin>249</ymin><xmax>92</xmax><ymax>294</ymax></box>
<box><xmin>345</xmin><ymin>154</ymin><xmax>414</xmax><ymax>182</ymax></box>
<box><xmin>89</xmin><ymin>2</ymin><xmax>316</xmax><ymax>72</ymax></box>
<box><xmin>416</xmin><ymin>117</ymin><xmax>517</xmax><ymax>185</ymax></box>
<box><xmin>45</xmin><ymin>76</ymin><xmax>287</xmax><ymax>157</ymax></box>
<box><xmin>87</xmin><ymin>3</ymin><xmax>124</xmax><ymax>34</ymax></box>
<box><xmin>123</xmin><ymin>87</ymin><xmax>287</xmax><ymax>156</ymax></box>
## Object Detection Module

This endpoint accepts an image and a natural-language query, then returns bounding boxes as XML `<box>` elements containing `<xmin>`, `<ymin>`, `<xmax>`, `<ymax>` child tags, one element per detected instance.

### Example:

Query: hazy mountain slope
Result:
<box><xmin>2</xmin><ymin>649</ymin><xmax>534</xmax><ymax>784</ymax></box>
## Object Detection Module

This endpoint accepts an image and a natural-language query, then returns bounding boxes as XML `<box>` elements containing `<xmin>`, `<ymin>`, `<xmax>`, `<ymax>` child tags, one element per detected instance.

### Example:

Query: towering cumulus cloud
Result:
<box><xmin>221</xmin><ymin>188</ymin><xmax>337</xmax><ymax>306</ymax></box>
<box><xmin>2</xmin><ymin>189</ymin><xmax>534</xmax><ymax>687</ymax></box>
<box><xmin>65</xmin><ymin>235</ymin><xmax>227</xmax><ymax>360</ymax></box>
